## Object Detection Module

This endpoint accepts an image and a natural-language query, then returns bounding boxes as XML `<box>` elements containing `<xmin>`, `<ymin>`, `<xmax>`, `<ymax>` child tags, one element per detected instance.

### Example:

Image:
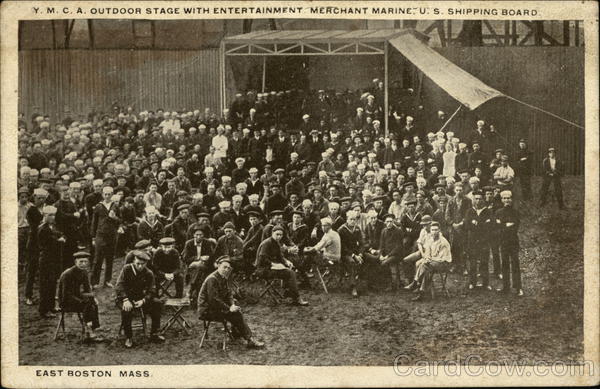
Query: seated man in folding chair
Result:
<box><xmin>183</xmin><ymin>226</ymin><xmax>216</xmax><ymax>305</ymax></box>
<box><xmin>115</xmin><ymin>250</ymin><xmax>165</xmax><ymax>348</ymax></box>
<box><xmin>303</xmin><ymin>216</ymin><xmax>341</xmax><ymax>293</ymax></box>
<box><xmin>198</xmin><ymin>256</ymin><xmax>264</xmax><ymax>349</ymax></box>
<box><xmin>411</xmin><ymin>222</ymin><xmax>452</xmax><ymax>301</ymax></box>
<box><xmin>57</xmin><ymin>251</ymin><xmax>102</xmax><ymax>342</ymax></box>
<box><xmin>255</xmin><ymin>225</ymin><xmax>309</xmax><ymax>306</ymax></box>
<box><xmin>152</xmin><ymin>237</ymin><xmax>184</xmax><ymax>298</ymax></box>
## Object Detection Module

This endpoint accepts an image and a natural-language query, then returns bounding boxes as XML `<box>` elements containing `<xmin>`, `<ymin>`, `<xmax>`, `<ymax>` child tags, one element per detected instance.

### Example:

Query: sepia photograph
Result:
<box><xmin>2</xmin><ymin>2</ymin><xmax>598</xmax><ymax>387</ymax></box>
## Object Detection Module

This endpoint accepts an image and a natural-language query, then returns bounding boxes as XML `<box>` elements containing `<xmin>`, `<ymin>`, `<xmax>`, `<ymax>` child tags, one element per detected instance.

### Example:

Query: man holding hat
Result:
<box><xmin>91</xmin><ymin>186</ymin><xmax>122</xmax><ymax>288</ymax></box>
<box><xmin>38</xmin><ymin>205</ymin><xmax>65</xmax><ymax>318</ymax></box>
<box><xmin>152</xmin><ymin>237</ymin><xmax>184</xmax><ymax>298</ymax></box>
<box><xmin>55</xmin><ymin>184</ymin><xmax>82</xmax><ymax>270</ymax></box>
<box><xmin>115</xmin><ymin>250</ymin><xmax>164</xmax><ymax>348</ymax></box>
<box><xmin>57</xmin><ymin>251</ymin><xmax>102</xmax><ymax>341</ymax></box>
<box><xmin>198</xmin><ymin>256</ymin><xmax>265</xmax><ymax>348</ymax></box>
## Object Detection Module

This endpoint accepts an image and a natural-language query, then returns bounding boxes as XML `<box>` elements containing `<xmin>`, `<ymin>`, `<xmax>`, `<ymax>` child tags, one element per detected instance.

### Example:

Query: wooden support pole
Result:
<box><xmin>87</xmin><ymin>20</ymin><xmax>94</xmax><ymax>49</ymax></box>
<box><xmin>563</xmin><ymin>21</ymin><xmax>571</xmax><ymax>46</ymax></box>
<box><xmin>220</xmin><ymin>41</ymin><xmax>226</xmax><ymax>112</ymax></box>
<box><xmin>261</xmin><ymin>56</ymin><xmax>267</xmax><ymax>93</ymax></box>
<box><xmin>384</xmin><ymin>41</ymin><xmax>389</xmax><ymax>137</ymax></box>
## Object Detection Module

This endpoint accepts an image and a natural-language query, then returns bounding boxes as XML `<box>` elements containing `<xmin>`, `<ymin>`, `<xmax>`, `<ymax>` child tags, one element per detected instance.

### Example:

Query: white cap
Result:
<box><xmin>219</xmin><ymin>201</ymin><xmax>231</xmax><ymax>208</ymax></box>
<box><xmin>42</xmin><ymin>205</ymin><xmax>57</xmax><ymax>215</ymax></box>
<box><xmin>320</xmin><ymin>217</ymin><xmax>333</xmax><ymax>226</ymax></box>
<box><xmin>33</xmin><ymin>188</ymin><xmax>48</xmax><ymax>197</ymax></box>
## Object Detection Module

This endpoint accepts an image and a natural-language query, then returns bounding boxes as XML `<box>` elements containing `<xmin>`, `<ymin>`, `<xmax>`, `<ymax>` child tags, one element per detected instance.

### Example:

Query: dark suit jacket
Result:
<box><xmin>58</xmin><ymin>266</ymin><xmax>92</xmax><ymax>312</ymax></box>
<box><xmin>91</xmin><ymin>202</ymin><xmax>121</xmax><ymax>242</ymax></box>
<box><xmin>365</xmin><ymin>220</ymin><xmax>385</xmax><ymax>250</ymax></box>
<box><xmin>379</xmin><ymin>225</ymin><xmax>404</xmax><ymax>257</ymax></box>
<box><xmin>543</xmin><ymin>157</ymin><xmax>563</xmax><ymax>177</ymax></box>
<box><xmin>115</xmin><ymin>264</ymin><xmax>156</xmax><ymax>304</ymax></box>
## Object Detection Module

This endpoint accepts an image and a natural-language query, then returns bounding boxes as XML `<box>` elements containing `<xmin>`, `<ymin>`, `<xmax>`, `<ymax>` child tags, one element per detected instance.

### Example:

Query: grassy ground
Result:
<box><xmin>18</xmin><ymin>176</ymin><xmax>584</xmax><ymax>366</ymax></box>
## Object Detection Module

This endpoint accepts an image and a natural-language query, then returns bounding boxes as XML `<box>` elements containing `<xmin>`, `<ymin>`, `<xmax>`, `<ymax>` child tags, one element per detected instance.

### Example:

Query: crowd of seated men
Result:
<box><xmin>18</xmin><ymin>79</ymin><xmax>568</xmax><ymax>347</ymax></box>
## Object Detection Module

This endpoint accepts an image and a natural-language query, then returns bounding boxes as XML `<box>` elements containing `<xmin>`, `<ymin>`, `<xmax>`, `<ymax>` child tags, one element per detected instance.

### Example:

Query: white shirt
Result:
<box><xmin>549</xmin><ymin>157</ymin><xmax>556</xmax><ymax>170</ymax></box>
<box><xmin>212</xmin><ymin>135</ymin><xmax>228</xmax><ymax>159</ymax></box>
<box><xmin>424</xmin><ymin>235</ymin><xmax>452</xmax><ymax>262</ymax></box>
<box><xmin>494</xmin><ymin>165</ymin><xmax>515</xmax><ymax>185</ymax></box>
<box><xmin>313</xmin><ymin>229</ymin><xmax>341</xmax><ymax>262</ymax></box>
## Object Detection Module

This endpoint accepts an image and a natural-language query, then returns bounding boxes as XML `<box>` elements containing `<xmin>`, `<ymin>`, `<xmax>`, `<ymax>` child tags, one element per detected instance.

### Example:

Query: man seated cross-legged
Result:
<box><xmin>197</xmin><ymin>256</ymin><xmax>264</xmax><ymax>349</ymax></box>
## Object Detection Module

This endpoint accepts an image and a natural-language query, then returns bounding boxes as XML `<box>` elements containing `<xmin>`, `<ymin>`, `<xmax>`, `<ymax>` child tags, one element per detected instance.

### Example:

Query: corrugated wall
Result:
<box><xmin>421</xmin><ymin>46</ymin><xmax>584</xmax><ymax>175</ymax></box>
<box><xmin>19</xmin><ymin>46</ymin><xmax>584</xmax><ymax>175</ymax></box>
<box><xmin>18</xmin><ymin>49</ymin><xmax>221</xmax><ymax>121</ymax></box>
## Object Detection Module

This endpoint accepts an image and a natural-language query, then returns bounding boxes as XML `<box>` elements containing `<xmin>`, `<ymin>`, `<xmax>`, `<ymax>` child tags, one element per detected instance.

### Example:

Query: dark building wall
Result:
<box><xmin>18</xmin><ymin>49</ymin><xmax>221</xmax><ymax>121</ymax></box>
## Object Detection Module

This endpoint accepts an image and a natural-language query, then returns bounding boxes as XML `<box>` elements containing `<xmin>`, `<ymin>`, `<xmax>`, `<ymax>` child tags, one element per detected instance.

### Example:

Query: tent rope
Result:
<box><xmin>504</xmin><ymin>95</ymin><xmax>584</xmax><ymax>130</ymax></box>
<box><xmin>439</xmin><ymin>105</ymin><xmax>462</xmax><ymax>132</ymax></box>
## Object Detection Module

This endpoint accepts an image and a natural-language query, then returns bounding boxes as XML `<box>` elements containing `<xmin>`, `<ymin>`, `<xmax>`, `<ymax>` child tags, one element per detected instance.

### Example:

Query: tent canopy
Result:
<box><xmin>389</xmin><ymin>34</ymin><xmax>504</xmax><ymax>110</ymax></box>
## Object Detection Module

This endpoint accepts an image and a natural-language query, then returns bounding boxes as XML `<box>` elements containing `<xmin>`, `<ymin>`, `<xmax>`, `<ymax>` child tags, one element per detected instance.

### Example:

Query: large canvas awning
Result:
<box><xmin>389</xmin><ymin>33</ymin><xmax>504</xmax><ymax>110</ymax></box>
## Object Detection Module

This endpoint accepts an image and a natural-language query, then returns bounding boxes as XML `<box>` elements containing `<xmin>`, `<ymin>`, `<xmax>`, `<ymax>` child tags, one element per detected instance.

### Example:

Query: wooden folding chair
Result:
<box><xmin>257</xmin><ymin>279</ymin><xmax>285</xmax><ymax>305</ymax></box>
<box><xmin>157</xmin><ymin>279</ymin><xmax>174</xmax><ymax>298</ymax></box>
<box><xmin>199</xmin><ymin>320</ymin><xmax>232</xmax><ymax>351</ymax></box>
<box><xmin>160</xmin><ymin>297</ymin><xmax>192</xmax><ymax>335</ymax></box>
<box><xmin>118</xmin><ymin>307</ymin><xmax>147</xmax><ymax>337</ymax></box>
<box><xmin>53</xmin><ymin>311</ymin><xmax>86</xmax><ymax>342</ymax></box>
<box><xmin>430</xmin><ymin>271</ymin><xmax>451</xmax><ymax>299</ymax></box>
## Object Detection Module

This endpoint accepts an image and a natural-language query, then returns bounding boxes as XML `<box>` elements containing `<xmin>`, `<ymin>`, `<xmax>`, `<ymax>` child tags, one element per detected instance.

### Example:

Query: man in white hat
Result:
<box><xmin>232</xmin><ymin>157</ymin><xmax>249</xmax><ymax>185</ymax></box>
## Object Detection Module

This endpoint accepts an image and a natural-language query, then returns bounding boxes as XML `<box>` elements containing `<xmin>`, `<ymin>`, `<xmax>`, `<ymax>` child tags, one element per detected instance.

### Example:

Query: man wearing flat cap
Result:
<box><xmin>125</xmin><ymin>239</ymin><xmax>154</xmax><ymax>265</ymax></box>
<box><xmin>152</xmin><ymin>237</ymin><xmax>184</xmax><ymax>298</ymax></box>
<box><xmin>215</xmin><ymin>222</ymin><xmax>245</xmax><ymax>271</ymax></box>
<box><xmin>540</xmin><ymin>147</ymin><xmax>565</xmax><ymax>209</ymax></box>
<box><xmin>166</xmin><ymin>203</ymin><xmax>191</xmax><ymax>252</ymax></box>
<box><xmin>38</xmin><ymin>205</ymin><xmax>66</xmax><ymax>318</ymax></box>
<box><xmin>198</xmin><ymin>256</ymin><xmax>264</xmax><ymax>348</ymax></box>
<box><xmin>57</xmin><ymin>251</ymin><xmax>102</xmax><ymax>341</ymax></box>
<box><xmin>115</xmin><ymin>250</ymin><xmax>164</xmax><ymax>348</ymax></box>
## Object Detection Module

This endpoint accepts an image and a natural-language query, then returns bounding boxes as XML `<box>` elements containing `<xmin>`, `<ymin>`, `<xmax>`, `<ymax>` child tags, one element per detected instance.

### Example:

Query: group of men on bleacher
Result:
<box><xmin>17</xmin><ymin>83</ymin><xmax>567</xmax><ymax>348</ymax></box>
